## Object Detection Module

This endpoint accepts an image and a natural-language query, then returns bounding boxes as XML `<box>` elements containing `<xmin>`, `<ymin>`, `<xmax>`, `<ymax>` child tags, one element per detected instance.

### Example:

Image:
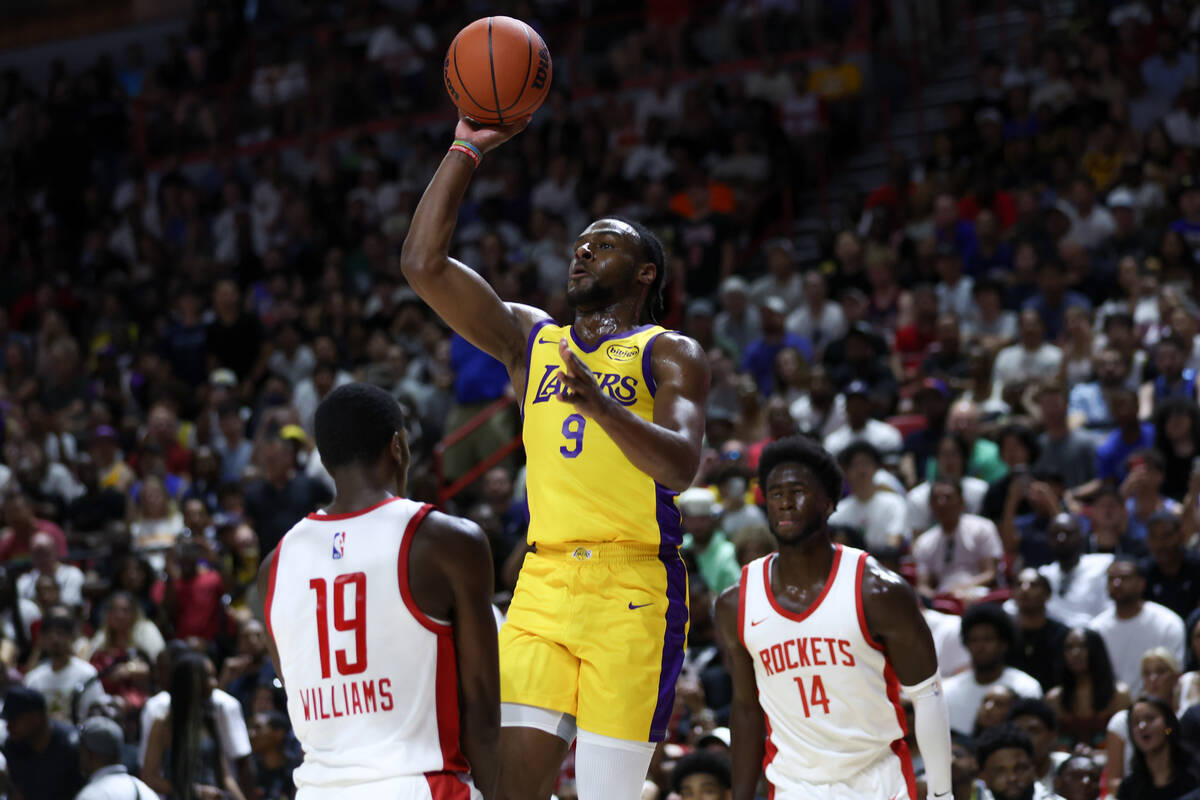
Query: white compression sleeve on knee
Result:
<box><xmin>574</xmin><ymin>729</ymin><xmax>657</xmax><ymax>800</ymax></box>
<box><xmin>500</xmin><ymin>702</ymin><xmax>577</xmax><ymax>743</ymax></box>
<box><xmin>904</xmin><ymin>673</ymin><xmax>952</xmax><ymax>800</ymax></box>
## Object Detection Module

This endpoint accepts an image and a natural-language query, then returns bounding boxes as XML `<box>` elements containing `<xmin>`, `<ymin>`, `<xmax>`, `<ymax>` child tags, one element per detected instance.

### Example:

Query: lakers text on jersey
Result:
<box><xmin>521</xmin><ymin>321</ymin><xmax>680</xmax><ymax>549</ymax></box>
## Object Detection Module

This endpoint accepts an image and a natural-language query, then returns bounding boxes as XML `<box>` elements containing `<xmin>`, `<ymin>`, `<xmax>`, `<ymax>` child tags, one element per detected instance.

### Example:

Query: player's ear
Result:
<box><xmin>391</xmin><ymin>431</ymin><xmax>410</xmax><ymax>497</ymax></box>
<box><xmin>391</xmin><ymin>430</ymin><xmax>409</xmax><ymax>468</ymax></box>
<box><xmin>637</xmin><ymin>260</ymin><xmax>656</xmax><ymax>288</ymax></box>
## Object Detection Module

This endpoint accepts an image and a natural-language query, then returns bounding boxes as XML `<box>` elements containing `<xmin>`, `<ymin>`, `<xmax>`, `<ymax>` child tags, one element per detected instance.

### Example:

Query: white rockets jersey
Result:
<box><xmin>265</xmin><ymin>497</ymin><xmax>470</xmax><ymax>791</ymax></box>
<box><xmin>739</xmin><ymin>544</ymin><xmax>914</xmax><ymax>791</ymax></box>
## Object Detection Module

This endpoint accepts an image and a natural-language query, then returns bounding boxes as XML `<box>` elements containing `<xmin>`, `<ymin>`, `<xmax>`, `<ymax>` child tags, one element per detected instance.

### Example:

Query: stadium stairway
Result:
<box><xmin>790</xmin><ymin>3</ymin><xmax>1072</xmax><ymax>263</ymax></box>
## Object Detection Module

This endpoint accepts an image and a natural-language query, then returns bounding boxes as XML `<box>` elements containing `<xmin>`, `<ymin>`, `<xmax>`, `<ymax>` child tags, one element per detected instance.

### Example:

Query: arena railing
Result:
<box><xmin>432</xmin><ymin>396</ymin><xmax>523</xmax><ymax>507</ymax></box>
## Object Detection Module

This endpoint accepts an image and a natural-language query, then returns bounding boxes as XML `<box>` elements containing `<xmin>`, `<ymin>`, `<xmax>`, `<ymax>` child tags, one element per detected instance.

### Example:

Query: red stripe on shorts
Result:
<box><xmin>425</xmin><ymin>771</ymin><xmax>470</xmax><ymax>800</ymax></box>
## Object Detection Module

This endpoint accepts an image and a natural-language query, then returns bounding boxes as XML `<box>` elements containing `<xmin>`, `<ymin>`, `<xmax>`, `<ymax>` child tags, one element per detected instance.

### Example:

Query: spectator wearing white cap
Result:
<box><xmin>714</xmin><ymin>276</ymin><xmax>761</xmax><ymax>360</ymax></box>
<box><xmin>678</xmin><ymin>487</ymin><xmax>739</xmax><ymax>594</ymax></box>
<box><xmin>1106</xmin><ymin>161</ymin><xmax>1166</xmax><ymax>225</ymax></box>
<box><xmin>1106</xmin><ymin>189</ymin><xmax>1155</xmax><ymax>261</ymax></box>
<box><xmin>77</xmin><ymin>716</ymin><xmax>157</xmax><ymax>799</ymax></box>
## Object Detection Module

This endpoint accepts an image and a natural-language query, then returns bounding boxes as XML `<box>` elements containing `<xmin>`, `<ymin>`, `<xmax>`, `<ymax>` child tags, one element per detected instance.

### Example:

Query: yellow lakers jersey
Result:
<box><xmin>522</xmin><ymin>321</ymin><xmax>682</xmax><ymax>548</ymax></box>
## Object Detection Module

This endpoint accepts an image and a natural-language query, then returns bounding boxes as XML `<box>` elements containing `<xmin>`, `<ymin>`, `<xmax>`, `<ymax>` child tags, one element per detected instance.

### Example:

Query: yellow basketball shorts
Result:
<box><xmin>498</xmin><ymin>542</ymin><xmax>689</xmax><ymax>742</ymax></box>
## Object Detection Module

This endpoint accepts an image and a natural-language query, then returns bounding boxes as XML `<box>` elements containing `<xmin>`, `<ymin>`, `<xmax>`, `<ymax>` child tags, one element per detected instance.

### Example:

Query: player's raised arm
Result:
<box><xmin>861</xmin><ymin>560</ymin><xmax>953</xmax><ymax>800</ymax></box>
<box><xmin>415</xmin><ymin>511</ymin><xmax>501</xmax><ymax>800</ymax></box>
<box><xmin>401</xmin><ymin>117</ymin><xmax>546</xmax><ymax>372</ymax></box>
<box><xmin>557</xmin><ymin>332</ymin><xmax>709</xmax><ymax>491</ymax></box>
<box><xmin>715</xmin><ymin>581</ymin><xmax>764</xmax><ymax>800</ymax></box>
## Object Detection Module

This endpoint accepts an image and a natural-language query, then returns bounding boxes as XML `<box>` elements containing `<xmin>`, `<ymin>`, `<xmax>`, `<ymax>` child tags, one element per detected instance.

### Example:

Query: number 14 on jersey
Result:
<box><xmin>793</xmin><ymin>674</ymin><xmax>830</xmax><ymax>717</ymax></box>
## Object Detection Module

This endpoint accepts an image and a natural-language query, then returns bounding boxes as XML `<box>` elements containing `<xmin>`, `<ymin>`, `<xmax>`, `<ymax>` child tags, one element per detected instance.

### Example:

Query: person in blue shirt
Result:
<box><xmin>1068</xmin><ymin>346</ymin><xmax>1128</xmax><ymax>438</ymax></box>
<box><xmin>1122</xmin><ymin>449</ymin><xmax>1182</xmax><ymax>544</ymax></box>
<box><xmin>1095</xmin><ymin>389</ymin><xmax>1155</xmax><ymax>486</ymax></box>
<box><xmin>1022</xmin><ymin>260</ymin><xmax>1091</xmax><ymax>343</ymax></box>
<box><xmin>1167</xmin><ymin>174</ymin><xmax>1200</xmax><ymax>261</ymax></box>
<box><xmin>1144</xmin><ymin>334</ymin><xmax>1198</xmax><ymax>410</ymax></box>
<box><xmin>443</xmin><ymin>332</ymin><xmax>519</xmax><ymax>481</ymax></box>
<box><xmin>740</xmin><ymin>296</ymin><xmax>813</xmax><ymax>396</ymax></box>
<box><xmin>932</xmin><ymin>191</ymin><xmax>978</xmax><ymax>259</ymax></box>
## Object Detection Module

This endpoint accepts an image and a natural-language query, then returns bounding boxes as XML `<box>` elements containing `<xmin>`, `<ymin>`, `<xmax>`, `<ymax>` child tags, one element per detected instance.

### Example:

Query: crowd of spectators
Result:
<box><xmin>3</xmin><ymin>0</ymin><xmax>1200</xmax><ymax>798</ymax></box>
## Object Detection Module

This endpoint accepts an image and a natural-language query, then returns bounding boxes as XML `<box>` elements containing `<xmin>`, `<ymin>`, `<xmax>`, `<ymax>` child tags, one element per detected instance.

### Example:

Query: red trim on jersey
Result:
<box><xmin>762</xmin><ymin>712</ymin><xmax>778</xmax><ymax>800</ymax></box>
<box><xmin>262</xmin><ymin>541</ymin><xmax>283</xmax><ymax>644</ymax></box>
<box><xmin>891</xmin><ymin>739</ymin><xmax>918</xmax><ymax>800</ymax></box>
<box><xmin>397</xmin><ymin>503</ymin><xmax>451</xmax><ymax>635</ymax></box>
<box><xmin>737</xmin><ymin>564</ymin><xmax>749</xmax><ymax>649</ymax></box>
<box><xmin>762</xmin><ymin>545</ymin><xmax>843</xmax><ymax>623</ymax></box>
<box><xmin>435</xmin><ymin>632</ymin><xmax>470</xmax><ymax>773</ymax></box>
<box><xmin>883</xmin><ymin>660</ymin><xmax>917</xmax><ymax>799</ymax></box>
<box><xmin>854</xmin><ymin>552</ymin><xmax>886</xmax><ymax>652</ymax></box>
<box><xmin>305</xmin><ymin>495</ymin><xmax>402</xmax><ymax>521</ymax></box>
<box><xmin>425</xmin><ymin>771</ymin><xmax>471</xmax><ymax>799</ymax></box>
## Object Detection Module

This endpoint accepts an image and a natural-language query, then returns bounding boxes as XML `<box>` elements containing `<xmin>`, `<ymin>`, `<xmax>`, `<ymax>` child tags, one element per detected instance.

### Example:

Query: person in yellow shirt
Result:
<box><xmin>402</xmin><ymin>117</ymin><xmax>709</xmax><ymax>800</ymax></box>
<box><xmin>1081</xmin><ymin>120</ymin><xmax>1124</xmax><ymax>191</ymax></box>
<box><xmin>92</xmin><ymin>425</ymin><xmax>134</xmax><ymax>492</ymax></box>
<box><xmin>808</xmin><ymin>43</ymin><xmax>864</xmax><ymax>101</ymax></box>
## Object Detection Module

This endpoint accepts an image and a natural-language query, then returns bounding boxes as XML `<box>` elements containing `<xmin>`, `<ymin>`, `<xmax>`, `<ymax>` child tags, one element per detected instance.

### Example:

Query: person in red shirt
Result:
<box><xmin>864</xmin><ymin>153</ymin><xmax>916</xmax><ymax>223</ymax></box>
<box><xmin>152</xmin><ymin>538</ymin><xmax>227</xmax><ymax>642</ymax></box>
<box><xmin>745</xmin><ymin>396</ymin><xmax>800</xmax><ymax>471</ymax></box>
<box><xmin>957</xmin><ymin>177</ymin><xmax>1017</xmax><ymax>231</ymax></box>
<box><xmin>129</xmin><ymin>402</ymin><xmax>193</xmax><ymax>480</ymax></box>
<box><xmin>0</xmin><ymin>491</ymin><xmax>68</xmax><ymax>562</ymax></box>
<box><xmin>894</xmin><ymin>285</ymin><xmax>941</xmax><ymax>377</ymax></box>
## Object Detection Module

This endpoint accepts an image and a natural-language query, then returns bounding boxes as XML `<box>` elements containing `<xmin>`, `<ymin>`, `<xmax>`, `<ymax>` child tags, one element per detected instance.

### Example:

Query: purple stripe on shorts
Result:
<box><xmin>650</xmin><ymin>481</ymin><xmax>688</xmax><ymax>741</ymax></box>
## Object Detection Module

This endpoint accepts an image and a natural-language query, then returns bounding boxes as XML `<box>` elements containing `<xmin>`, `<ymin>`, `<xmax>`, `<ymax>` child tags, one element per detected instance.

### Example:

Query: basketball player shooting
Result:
<box><xmin>715</xmin><ymin>436</ymin><xmax>952</xmax><ymax>800</ymax></box>
<box><xmin>255</xmin><ymin>383</ymin><xmax>499</xmax><ymax>800</ymax></box>
<box><xmin>401</xmin><ymin>117</ymin><xmax>709</xmax><ymax>800</ymax></box>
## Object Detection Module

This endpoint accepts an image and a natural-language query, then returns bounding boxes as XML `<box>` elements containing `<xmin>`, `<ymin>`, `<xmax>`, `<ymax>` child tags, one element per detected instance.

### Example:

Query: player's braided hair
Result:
<box><xmin>607</xmin><ymin>215</ymin><xmax>666</xmax><ymax>323</ymax></box>
<box><xmin>314</xmin><ymin>382</ymin><xmax>406</xmax><ymax>469</ymax></box>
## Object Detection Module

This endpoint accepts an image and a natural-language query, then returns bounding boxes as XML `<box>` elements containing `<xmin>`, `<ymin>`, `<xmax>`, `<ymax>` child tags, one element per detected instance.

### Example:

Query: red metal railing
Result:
<box><xmin>432</xmin><ymin>396</ymin><xmax>522</xmax><ymax>507</ymax></box>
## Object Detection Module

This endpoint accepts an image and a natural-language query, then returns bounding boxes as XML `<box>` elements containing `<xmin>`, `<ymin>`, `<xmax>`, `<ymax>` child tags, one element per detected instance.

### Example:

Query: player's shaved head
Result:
<box><xmin>314</xmin><ymin>382</ymin><xmax>407</xmax><ymax>470</ymax></box>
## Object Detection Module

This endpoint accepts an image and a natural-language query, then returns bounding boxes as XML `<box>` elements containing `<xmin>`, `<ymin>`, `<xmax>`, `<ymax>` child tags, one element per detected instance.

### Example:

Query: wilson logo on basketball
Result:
<box><xmin>443</xmin><ymin>58</ymin><xmax>459</xmax><ymax>102</ymax></box>
<box><xmin>606</xmin><ymin>343</ymin><xmax>640</xmax><ymax>362</ymax></box>
<box><xmin>532</xmin><ymin>45</ymin><xmax>550</xmax><ymax>90</ymax></box>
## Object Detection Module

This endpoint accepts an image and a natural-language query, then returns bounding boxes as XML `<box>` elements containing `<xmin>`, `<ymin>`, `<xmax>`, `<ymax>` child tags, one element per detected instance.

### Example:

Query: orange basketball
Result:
<box><xmin>443</xmin><ymin>16</ymin><xmax>552</xmax><ymax>125</ymax></box>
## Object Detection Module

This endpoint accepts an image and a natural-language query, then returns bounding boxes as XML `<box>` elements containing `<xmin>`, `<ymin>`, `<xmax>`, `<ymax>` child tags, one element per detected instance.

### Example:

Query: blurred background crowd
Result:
<box><xmin>3</xmin><ymin>0</ymin><xmax>1200</xmax><ymax>798</ymax></box>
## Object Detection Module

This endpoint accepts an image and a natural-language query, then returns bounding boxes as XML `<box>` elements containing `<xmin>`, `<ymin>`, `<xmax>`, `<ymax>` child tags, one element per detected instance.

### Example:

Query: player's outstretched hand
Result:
<box><xmin>454</xmin><ymin>115</ymin><xmax>531</xmax><ymax>155</ymax></box>
<box><xmin>557</xmin><ymin>338</ymin><xmax>609</xmax><ymax>419</ymax></box>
